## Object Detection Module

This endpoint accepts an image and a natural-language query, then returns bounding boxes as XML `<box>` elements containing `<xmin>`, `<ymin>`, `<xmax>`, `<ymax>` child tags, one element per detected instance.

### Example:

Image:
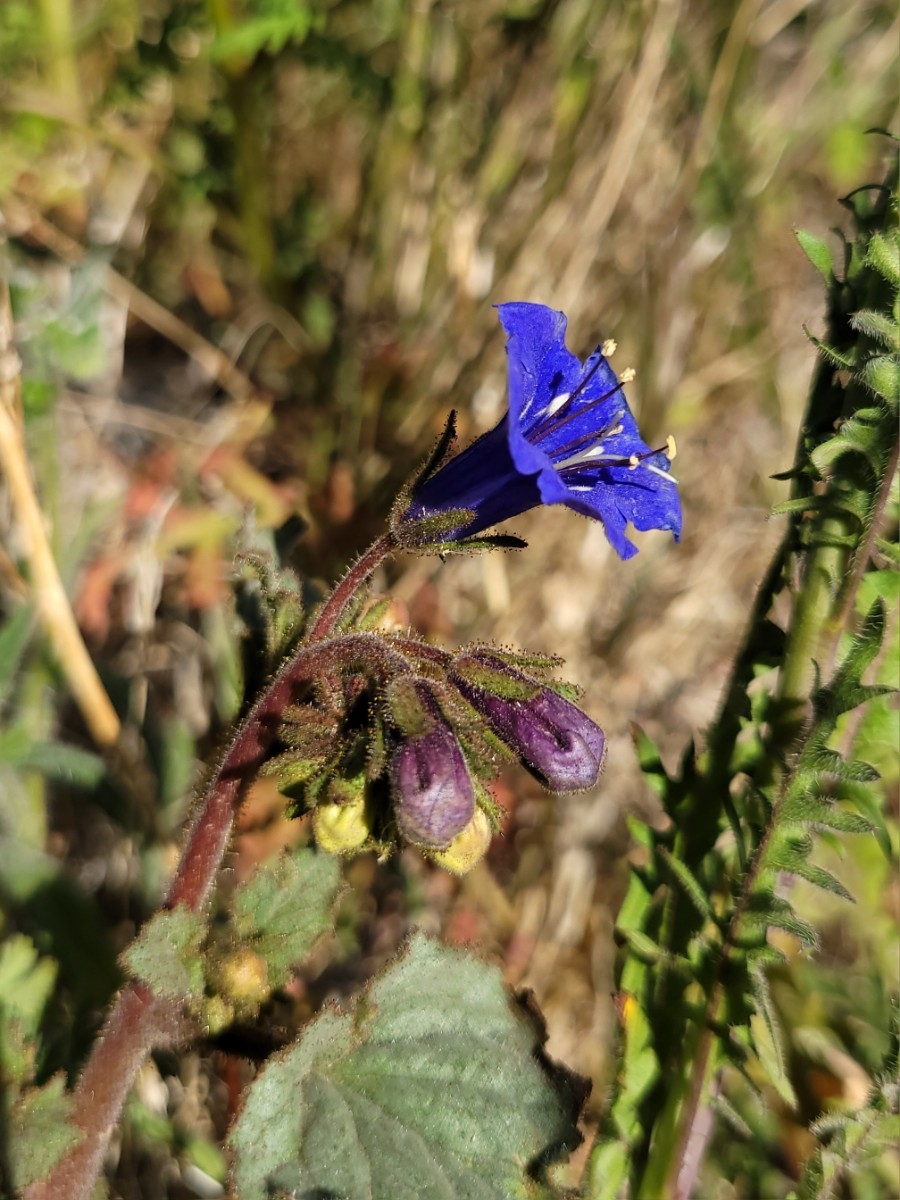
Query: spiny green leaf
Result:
<box><xmin>620</xmin><ymin>928</ymin><xmax>690</xmax><ymax>973</ymax></box>
<box><xmin>804</xmin><ymin>330</ymin><xmax>855</xmax><ymax>370</ymax></box>
<box><xmin>866</xmin><ymin>230</ymin><xmax>900</xmax><ymax>285</ymax></box>
<box><xmin>858</xmin><ymin>353</ymin><xmax>900</xmax><ymax>407</ymax></box>
<box><xmin>121</xmin><ymin>906</ymin><xmax>206</xmax><ymax>1001</ymax></box>
<box><xmin>229</xmin><ymin>933</ymin><xmax>586</xmax><ymax>1200</ymax></box>
<box><xmin>850</xmin><ymin>308</ymin><xmax>898</xmax><ymax>348</ymax></box>
<box><xmin>790</xmin><ymin>860</ymin><xmax>855</xmax><ymax>902</ymax></box>
<box><xmin>656</xmin><ymin>846</ymin><xmax>713</xmax><ymax>919</ymax></box>
<box><xmin>830</xmin><ymin>600</ymin><xmax>886</xmax><ymax>690</ymax></box>
<box><xmin>233</xmin><ymin>849</ymin><xmax>343</xmax><ymax>993</ymax></box>
<box><xmin>740</xmin><ymin>895</ymin><xmax>819</xmax><ymax>950</ymax></box>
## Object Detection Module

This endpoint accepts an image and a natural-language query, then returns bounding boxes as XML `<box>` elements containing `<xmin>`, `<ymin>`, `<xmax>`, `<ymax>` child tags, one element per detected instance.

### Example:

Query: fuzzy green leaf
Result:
<box><xmin>9</xmin><ymin>1074</ymin><xmax>82</xmax><ymax>1190</ymax></box>
<box><xmin>740</xmin><ymin>895</ymin><xmax>819</xmax><ymax>950</ymax></box>
<box><xmin>796</xmin><ymin>229</ymin><xmax>834</xmax><ymax>281</ymax></box>
<box><xmin>230</xmin><ymin>933</ymin><xmax>586</xmax><ymax>1199</ymax></box>
<box><xmin>790</xmin><ymin>860</ymin><xmax>855</xmax><ymax>902</ymax></box>
<box><xmin>233</xmin><ymin>849</ymin><xmax>343</xmax><ymax>992</ymax></box>
<box><xmin>121</xmin><ymin>906</ymin><xmax>206</xmax><ymax>1000</ymax></box>
<box><xmin>850</xmin><ymin>308</ymin><xmax>898</xmax><ymax>348</ymax></box>
<box><xmin>866</xmin><ymin>230</ymin><xmax>900</xmax><ymax>285</ymax></box>
<box><xmin>858</xmin><ymin>353</ymin><xmax>900</xmax><ymax>407</ymax></box>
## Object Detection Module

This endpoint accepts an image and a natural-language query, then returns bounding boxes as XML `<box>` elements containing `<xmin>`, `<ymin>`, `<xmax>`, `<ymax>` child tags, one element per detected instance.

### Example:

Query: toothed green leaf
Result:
<box><xmin>121</xmin><ymin>906</ymin><xmax>206</xmax><ymax>1000</ymax></box>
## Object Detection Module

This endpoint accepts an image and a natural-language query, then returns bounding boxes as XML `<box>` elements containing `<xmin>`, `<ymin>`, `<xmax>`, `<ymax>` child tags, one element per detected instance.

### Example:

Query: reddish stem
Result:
<box><xmin>24</xmin><ymin>581</ymin><xmax>399</xmax><ymax>1200</ymax></box>
<box><xmin>307</xmin><ymin>533</ymin><xmax>396</xmax><ymax>641</ymax></box>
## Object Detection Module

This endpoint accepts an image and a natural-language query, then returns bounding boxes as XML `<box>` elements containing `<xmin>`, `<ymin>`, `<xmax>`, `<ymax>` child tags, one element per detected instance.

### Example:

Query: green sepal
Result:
<box><xmin>391</xmin><ymin>505</ymin><xmax>477</xmax><ymax>547</ymax></box>
<box><xmin>384</xmin><ymin>676</ymin><xmax>436</xmax><ymax>737</ymax></box>
<box><xmin>261</xmin><ymin>749</ymin><xmax>333</xmax><ymax>789</ymax></box>
<box><xmin>451</xmin><ymin>653</ymin><xmax>543</xmax><ymax>701</ymax></box>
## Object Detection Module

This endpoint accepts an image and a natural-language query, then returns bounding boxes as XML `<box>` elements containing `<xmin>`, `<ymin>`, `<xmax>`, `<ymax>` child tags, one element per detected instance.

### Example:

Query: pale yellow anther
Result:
<box><xmin>666</xmin><ymin>434</ymin><xmax>677</xmax><ymax>461</ymax></box>
<box><xmin>602</xmin><ymin>338</ymin><xmax>617</xmax><ymax>358</ymax></box>
<box><xmin>628</xmin><ymin>454</ymin><xmax>640</xmax><ymax>468</ymax></box>
<box><xmin>620</xmin><ymin>367</ymin><xmax>636</xmax><ymax>384</ymax></box>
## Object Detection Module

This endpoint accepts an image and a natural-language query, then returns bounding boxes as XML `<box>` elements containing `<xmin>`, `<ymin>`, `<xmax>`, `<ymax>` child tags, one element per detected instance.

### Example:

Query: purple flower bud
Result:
<box><xmin>456</xmin><ymin>681</ymin><xmax>606</xmax><ymax>792</ymax></box>
<box><xmin>391</xmin><ymin>724</ymin><xmax>476</xmax><ymax>848</ymax></box>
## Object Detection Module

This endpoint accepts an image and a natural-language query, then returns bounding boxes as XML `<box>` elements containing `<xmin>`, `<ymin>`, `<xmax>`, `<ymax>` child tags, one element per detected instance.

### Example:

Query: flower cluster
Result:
<box><xmin>264</xmin><ymin>640</ymin><xmax>605</xmax><ymax>874</ymax></box>
<box><xmin>397</xmin><ymin>301</ymin><xmax>682</xmax><ymax>559</ymax></box>
<box><xmin>262</xmin><ymin>301</ymin><xmax>679</xmax><ymax>873</ymax></box>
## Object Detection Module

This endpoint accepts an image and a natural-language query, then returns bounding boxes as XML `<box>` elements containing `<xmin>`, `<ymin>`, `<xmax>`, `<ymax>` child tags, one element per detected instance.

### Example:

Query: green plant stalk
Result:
<box><xmin>37</xmin><ymin>0</ymin><xmax>83</xmax><ymax>116</ymax></box>
<box><xmin>773</xmin><ymin>515</ymin><xmax>852</xmax><ymax>744</ymax></box>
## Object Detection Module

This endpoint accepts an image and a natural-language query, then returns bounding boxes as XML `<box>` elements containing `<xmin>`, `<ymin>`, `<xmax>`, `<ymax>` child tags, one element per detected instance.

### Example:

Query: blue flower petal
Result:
<box><xmin>403</xmin><ymin>302</ymin><xmax>682</xmax><ymax>559</ymax></box>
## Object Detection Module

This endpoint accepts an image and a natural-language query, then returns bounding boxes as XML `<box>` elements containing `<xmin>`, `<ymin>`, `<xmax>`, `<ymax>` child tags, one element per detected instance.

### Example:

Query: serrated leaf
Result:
<box><xmin>796</xmin><ymin>229</ymin><xmax>834</xmax><ymax>280</ymax></box>
<box><xmin>230</xmin><ymin>933</ymin><xmax>586</xmax><ymax>1200</ymax></box>
<box><xmin>9</xmin><ymin>1074</ymin><xmax>82</xmax><ymax>1189</ymax></box>
<box><xmin>233</xmin><ymin>849</ymin><xmax>343</xmax><ymax>991</ymax></box>
<box><xmin>0</xmin><ymin>933</ymin><xmax>57</xmax><ymax>1032</ymax></box>
<box><xmin>121</xmin><ymin>906</ymin><xmax>206</xmax><ymax>1000</ymax></box>
<box><xmin>0</xmin><ymin>605</ymin><xmax>34</xmax><ymax>706</ymax></box>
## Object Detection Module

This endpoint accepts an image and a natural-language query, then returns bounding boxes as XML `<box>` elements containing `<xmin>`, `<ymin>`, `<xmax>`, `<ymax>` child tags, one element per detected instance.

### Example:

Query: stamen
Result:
<box><xmin>646</xmin><ymin>462</ymin><xmax>678</xmax><ymax>484</ymax></box>
<box><xmin>602</xmin><ymin>338</ymin><xmax>617</xmax><ymax>358</ymax></box>
<box><xmin>620</xmin><ymin>367</ymin><xmax>636</xmax><ymax>384</ymax></box>
<box><xmin>551</xmin><ymin>413</ymin><xmax>625</xmax><ymax>464</ymax></box>
<box><xmin>545</xmin><ymin>391</ymin><xmax>571</xmax><ymax>417</ymax></box>
<box><xmin>666</xmin><ymin>434</ymin><xmax>677</xmax><ymax>461</ymax></box>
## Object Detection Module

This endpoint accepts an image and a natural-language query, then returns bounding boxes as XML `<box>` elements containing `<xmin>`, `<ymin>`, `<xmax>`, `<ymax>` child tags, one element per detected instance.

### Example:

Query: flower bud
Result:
<box><xmin>313</xmin><ymin>795</ymin><xmax>370</xmax><ymax>854</ymax></box>
<box><xmin>455</xmin><ymin>665</ymin><xmax>606</xmax><ymax>792</ymax></box>
<box><xmin>391</xmin><ymin>721</ymin><xmax>475</xmax><ymax>849</ymax></box>
<box><xmin>428</xmin><ymin>806</ymin><xmax>492</xmax><ymax>875</ymax></box>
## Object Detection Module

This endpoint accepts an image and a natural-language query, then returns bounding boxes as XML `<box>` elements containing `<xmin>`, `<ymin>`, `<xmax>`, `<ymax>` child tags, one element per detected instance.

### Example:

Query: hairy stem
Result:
<box><xmin>23</xmin><ymin>611</ymin><xmax>398</xmax><ymax>1200</ymax></box>
<box><xmin>308</xmin><ymin>533</ymin><xmax>397</xmax><ymax>641</ymax></box>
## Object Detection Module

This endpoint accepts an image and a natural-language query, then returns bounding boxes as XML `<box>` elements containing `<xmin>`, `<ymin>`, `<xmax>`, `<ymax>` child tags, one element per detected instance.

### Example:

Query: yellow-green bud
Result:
<box><xmin>221</xmin><ymin>948</ymin><xmax>270</xmax><ymax>1005</ymax></box>
<box><xmin>428</xmin><ymin>806</ymin><xmax>492</xmax><ymax>875</ymax></box>
<box><xmin>313</xmin><ymin>796</ymin><xmax>370</xmax><ymax>855</ymax></box>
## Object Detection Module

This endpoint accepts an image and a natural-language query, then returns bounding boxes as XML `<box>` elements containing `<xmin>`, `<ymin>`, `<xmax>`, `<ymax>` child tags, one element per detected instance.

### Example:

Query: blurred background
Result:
<box><xmin>0</xmin><ymin>1</ymin><xmax>897</xmax><ymax>1196</ymax></box>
